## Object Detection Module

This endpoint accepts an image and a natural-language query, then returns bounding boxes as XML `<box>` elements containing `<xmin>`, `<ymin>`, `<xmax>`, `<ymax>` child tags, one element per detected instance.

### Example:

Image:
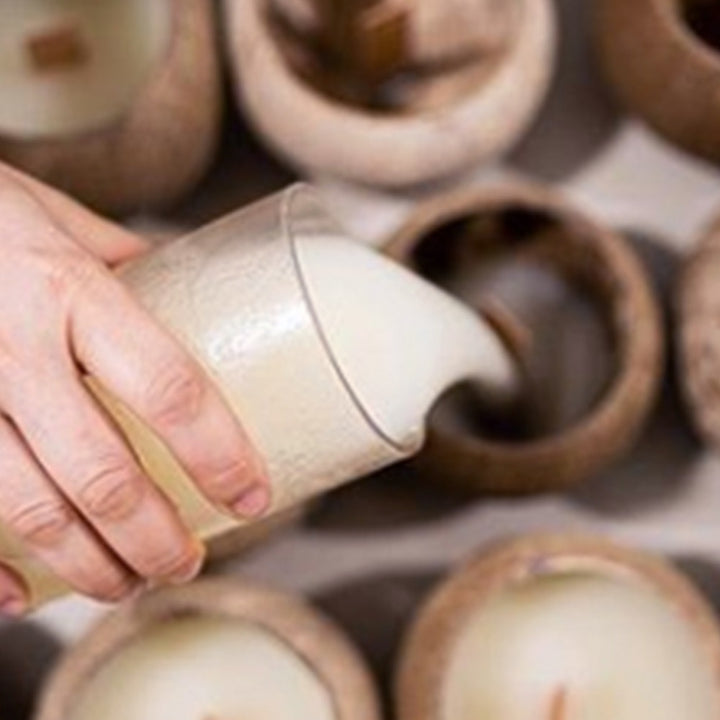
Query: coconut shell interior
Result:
<box><xmin>681</xmin><ymin>0</ymin><xmax>720</xmax><ymax>52</ymax></box>
<box><xmin>596</xmin><ymin>0</ymin><xmax>720</xmax><ymax>164</ymax></box>
<box><xmin>266</xmin><ymin>0</ymin><xmax>516</xmax><ymax>114</ymax></box>
<box><xmin>384</xmin><ymin>186</ymin><xmax>663</xmax><ymax>493</ymax></box>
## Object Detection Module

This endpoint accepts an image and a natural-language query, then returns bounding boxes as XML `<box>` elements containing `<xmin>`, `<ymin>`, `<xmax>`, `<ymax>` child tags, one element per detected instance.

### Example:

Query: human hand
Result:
<box><xmin>0</xmin><ymin>164</ymin><xmax>270</xmax><ymax>614</ymax></box>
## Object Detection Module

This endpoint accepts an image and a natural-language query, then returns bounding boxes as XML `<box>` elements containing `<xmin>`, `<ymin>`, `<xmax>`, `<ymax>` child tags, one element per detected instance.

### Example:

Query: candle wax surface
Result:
<box><xmin>443</xmin><ymin>573</ymin><xmax>720</xmax><ymax>720</ymax></box>
<box><xmin>0</xmin><ymin>0</ymin><xmax>169</xmax><ymax>137</ymax></box>
<box><xmin>68</xmin><ymin>617</ymin><xmax>336</xmax><ymax>720</ymax></box>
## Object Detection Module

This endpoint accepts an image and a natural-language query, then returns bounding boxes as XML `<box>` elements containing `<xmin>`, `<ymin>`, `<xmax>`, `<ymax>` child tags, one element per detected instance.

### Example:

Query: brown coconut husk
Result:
<box><xmin>383</xmin><ymin>183</ymin><xmax>663</xmax><ymax>493</ymax></box>
<box><xmin>596</xmin><ymin>0</ymin><xmax>720</xmax><ymax>164</ymax></box>
<box><xmin>0</xmin><ymin>0</ymin><xmax>221</xmax><ymax>216</ymax></box>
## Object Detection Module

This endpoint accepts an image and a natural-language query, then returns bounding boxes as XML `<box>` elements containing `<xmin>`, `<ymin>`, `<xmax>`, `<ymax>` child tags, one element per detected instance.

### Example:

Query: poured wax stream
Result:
<box><xmin>0</xmin><ymin>186</ymin><xmax>516</xmax><ymax>606</ymax></box>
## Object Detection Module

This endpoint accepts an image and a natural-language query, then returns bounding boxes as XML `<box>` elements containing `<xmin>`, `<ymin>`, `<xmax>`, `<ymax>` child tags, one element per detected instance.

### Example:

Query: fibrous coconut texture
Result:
<box><xmin>383</xmin><ymin>184</ymin><xmax>663</xmax><ymax>493</ymax></box>
<box><xmin>678</xmin><ymin>213</ymin><xmax>720</xmax><ymax>447</ymax></box>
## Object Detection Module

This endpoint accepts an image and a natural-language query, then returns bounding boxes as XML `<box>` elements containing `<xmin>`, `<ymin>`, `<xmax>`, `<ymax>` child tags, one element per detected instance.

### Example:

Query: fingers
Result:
<box><xmin>0</xmin><ymin>415</ymin><xmax>136</xmax><ymax>605</ymax></box>
<box><xmin>1</xmin><ymin>362</ymin><xmax>205</xmax><ymax>590</ymax></box>
<box><xmin>0</xmin><ymin>563</ymin><xmax>27</xmax><ymax>617</ymax></box>
<box><xmin>0</xmin><ymin>162</ymin><xmax>147</xmax><ymax>265</ymax></box>
<box><xmin>70</xmin><ymin>270</ymin><xmax>272</xmax><ymax>519</ymax></box>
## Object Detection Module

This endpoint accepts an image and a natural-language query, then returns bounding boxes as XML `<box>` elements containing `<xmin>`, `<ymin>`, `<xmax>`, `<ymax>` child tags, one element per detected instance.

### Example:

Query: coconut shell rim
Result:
<box><xmin>0</xmin><ymin>0</ymin><xmax>188</xmax><ymax>145</ymax></box>
<box><xmin>223</xmin><ymin>0</ymin><xmax>556</xmax><ymax>187</ymax></box>
<box><xmin>395</xmin><ymin>532</ymin><xmax>720</xmax><ymax>720</ymax></box>
<box><xmin>34</xmin><ymin>578</ymin><xmax>381</xmax><ymax>720</ymax></box>
<box><xmin>382</xmin><ymin>181</ymin><xmax>664</xmax><ymax>493</ymax></box>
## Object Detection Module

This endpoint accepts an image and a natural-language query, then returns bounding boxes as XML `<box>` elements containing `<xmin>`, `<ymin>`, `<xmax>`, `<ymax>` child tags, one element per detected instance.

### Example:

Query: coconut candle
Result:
<box><xmin>397</xmin><ymin>535</ymin><xmax>720</xmax><ymax>720</ymax></box>
<box><xmin>36</xmin><ymin>580</ymin><xmax>381</xmax><ymax>720</ymax></box>
<box><xmin>0</xmin><ymin>0</ymin><xmax>220</xmax><ymax>215</ymax></box>
<box><xmin>0</xmin><ymin>185</ymin><xmax>517</xmax><ymax>607</ymax></box>
<box><xmin>0</xmin><ymin>0</ymin><xmax>169</xmax><ymax>137</ymax></box>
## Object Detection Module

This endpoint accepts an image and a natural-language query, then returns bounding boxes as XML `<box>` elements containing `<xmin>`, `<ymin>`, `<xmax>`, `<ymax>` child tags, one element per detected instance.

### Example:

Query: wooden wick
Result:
<box><xmin>548</xmin><ymin>686</ymin><xmax>568</xmax><ymax>720</ymax></box>
<box><xmin>312</xmin><ymin>0</ymin><xmax>410</xmax><ymax>81</ymax></box>
<box><xmin>26</xmin><ymin>23</ymin><xmax>89</xmax><ymax>72</ymax></box>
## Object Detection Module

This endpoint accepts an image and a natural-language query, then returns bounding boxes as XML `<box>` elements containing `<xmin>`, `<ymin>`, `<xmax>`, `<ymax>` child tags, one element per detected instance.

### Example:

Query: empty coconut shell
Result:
<box><xmin>223</xmin><ymin>0</ymin><xmax>555</xmax><ymax>187</ymax></box>
<box><xmin>383</xmin><ymin>184</ymin><xmax>663</xmax><ymax>493</ymax></box>
<box><xmin>0</xmin><ymin>0</ymin><xmax>221</xmax><ymax>215</ymax></box>
<box><xmin>678</xmin><ymin>214</ymin><xmax>720</xmax><ymax>448</ymax></box>
<box><xmin>35</xmin><ymin>579</ymin><xmax>381</xmax><ymax>720</ymax></box>
<box><xmin>596</xmin><ymin>0</ymin><xmax>720</xmax><ymax>165</ymax></box>
<box><xmin>396</xmin><ymin>533</ymin><xmax>720</xmax><ymax>720</ymax></box>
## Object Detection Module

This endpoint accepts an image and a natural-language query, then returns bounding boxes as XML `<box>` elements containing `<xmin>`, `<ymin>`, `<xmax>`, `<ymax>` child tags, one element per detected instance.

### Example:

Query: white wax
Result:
<box><xmin>443</xmin><ymin>573</ymin><xmax>720</xmax><ymax>720</ymax></box>
<box><xmin>298</xmin><ymin>235</ymin><xmax>517</xmax><ymax>449</ymax></box>
<box><xmin>68</xmin><ymin>617</ymin><xmax>336</xmax><ymax>720</ymax></box>
<box><xmin>0</xmin><ymin>0</ymin><xmax>169</xmax><ymax>137</ymax></box>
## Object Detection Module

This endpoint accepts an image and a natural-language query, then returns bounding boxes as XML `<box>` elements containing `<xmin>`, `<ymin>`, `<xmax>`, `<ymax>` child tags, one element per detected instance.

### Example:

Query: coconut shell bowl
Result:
<box><xmin>383</xmin><ymin>184</ymin><xmax>664</xmax><ymax>494</ymax></box>
<box><xmin>0</xmin><ymin>0</ymin><xmax>221</xmax><ymax>215</ymax></box>
<box><xmin>597</xmin><ymin>0</ymin><xmax>720</xmax><ymax>166</ymax></box>
<box><xmin>223</xmin><ymin>0</ymin><xmax>556</xmax><ymax>188</ymax></box>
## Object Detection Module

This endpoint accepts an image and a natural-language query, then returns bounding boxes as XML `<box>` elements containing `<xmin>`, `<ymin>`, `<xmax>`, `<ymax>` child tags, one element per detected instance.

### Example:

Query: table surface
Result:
<box><xmin>5</xmin><ymin>0</ymin><xmax>720</xmax><ymax>715</ymax></box>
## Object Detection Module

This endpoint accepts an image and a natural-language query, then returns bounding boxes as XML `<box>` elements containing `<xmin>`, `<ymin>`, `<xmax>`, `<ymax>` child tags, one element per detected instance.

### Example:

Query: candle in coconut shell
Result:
<box><xmin>35</xmin><ymin>580</ymin><xmax>381</xmax><ymax>720</ymax></box>
<box><xmin>396</xmin><ymin>535</ymin><xmax>720</xmax><ymax>720</ymax></box>
<box><xmin>0</xmin><ymin>0</ymin><xmax>221</xmax><ymax>214</ymax></box>
<box><xmin>0</xmin><ymin>0</ymin><xmax>168</xmax><ymax>137</ymax></box>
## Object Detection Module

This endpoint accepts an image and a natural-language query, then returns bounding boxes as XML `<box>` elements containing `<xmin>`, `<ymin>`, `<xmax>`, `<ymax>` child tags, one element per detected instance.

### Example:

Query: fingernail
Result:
<box><xmin>170</xmin><ymin>541</ymin><xmax>206</xmax><ymax>585</ymax></box>
<box><xmin>0</xmin><ymin>595</ymin><xmax>26</xmax><ymax>617</ymax></box>
<box><xmin>231</xmin><ymin>483</ymin><xmax>271</xmax><ymax>518</ymax></box>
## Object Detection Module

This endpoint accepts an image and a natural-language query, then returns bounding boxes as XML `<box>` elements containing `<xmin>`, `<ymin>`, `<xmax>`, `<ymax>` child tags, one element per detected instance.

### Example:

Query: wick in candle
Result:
<box><xmin>26</xmin><ymin>23</ymin><xmax>89</xmax><ymax>72</ymax></box>
<box><xmin>547</xmin><ymin>686</ymin><xmax>568</xmax><ymax>720</ymax></box>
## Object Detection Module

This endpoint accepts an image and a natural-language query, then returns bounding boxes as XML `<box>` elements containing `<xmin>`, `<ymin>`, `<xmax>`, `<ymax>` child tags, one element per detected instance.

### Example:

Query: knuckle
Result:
<box><xmin>143</xmin><ymin>360</ymin><xmax>206</xmax><ymax>426</ymax></box>
<box><xmin>78</xmin><ymin>569</ymin><xmax>135</xmax><ymax>603</ymax></box>
<box><xmin>6</xmin><ymin>499</ymin><xmax>74</xmax><ymax>547</ymax></box>
<box><xmin>77</xmin><ymin>459</ymin><xmax>145</xmax><ymax>522</ymax></box>
<box><xmin>200</xmin><ymin>460</ymin><xmax>248</xmax><ymax>502</ymax></box>
<box><xmin>139</xmin><ymin>544</ymin><xmax>199</xmax><ymax>581</ymax></box>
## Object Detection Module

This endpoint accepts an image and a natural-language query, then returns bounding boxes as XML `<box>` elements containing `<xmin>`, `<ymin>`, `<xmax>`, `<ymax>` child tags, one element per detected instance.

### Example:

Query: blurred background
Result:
<box><xmin>3</xmin><ymin>0</ymin><xmax>720</xmax><ymax>717</ymax></box>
